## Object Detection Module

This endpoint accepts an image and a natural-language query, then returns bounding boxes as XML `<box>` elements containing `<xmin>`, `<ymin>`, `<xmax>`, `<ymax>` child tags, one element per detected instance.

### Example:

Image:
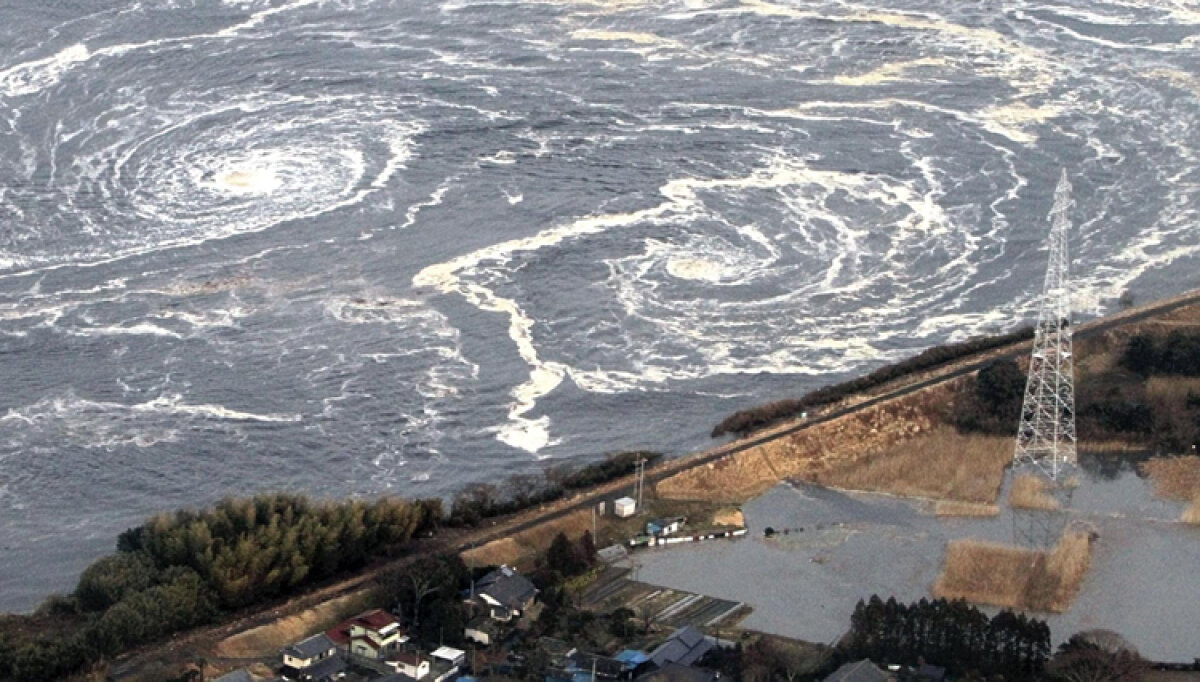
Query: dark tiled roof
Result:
<box><xmin>476</xmin><ymin>565</ymin><xmax>538</xmax><ymax>609</ymax></box>
<box><xmin>824</xmin><ymin>659</ymin><xmax>892</xmax><ymax>682</ymax></box>
<box><xmin>301</xmin><ymin>654</ymin><xmax>346</xmax><ymax>681</ymax></box>
<box><xmin>649</xmin><ymin>627</ymin><xmax>713</xmax><ymax>668</ymax></box>
<box><xmin>282</xmin><ymin>633</ymin><xmax>336</xmax><ymax>660</ymax></box>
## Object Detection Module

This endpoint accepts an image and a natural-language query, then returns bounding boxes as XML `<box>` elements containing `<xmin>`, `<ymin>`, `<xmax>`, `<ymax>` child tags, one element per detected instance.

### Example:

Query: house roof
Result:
<box><xmin>649</xmin><ymin>627</ymin><xmax>713</xmax><ymax>668</ymax></box>
<box><xmin>476</xmin><ymin>565</ymin><xmax>538</xmax><ymax>610</ymax></box>
<box><xmin>375</xmin><ymin>676</ymin><xmax>418</xmax><ymax>682</ymax></box>
<box><xmin>636</xmin><ymin>662</ymin><xmax>718</xmax><ymax>682</ymax></box>
<box><xmin>282</xmin><ymin>633</ymin><xmax>336</xmax><ymax>660</ymax></box>
<box><xmin>432</xmin><ymin>645</ymin><xmax>466</xmax><ymax>661</ymax></box>
<box><xmin>213</xmin><ymin>670</ymin><xmax>254</xmax><ymax>682</ymax></box>
<box><xmin>326</xmin><ymin>608</ymin><xmax>403</xmax><ymax>645</ymax></box>
<box><xmin>824</xmin><ymin>659</ymin><xmax>893</xmax><ymax>682</ymax></box>
<box><xmin>302</xmin><ymin>654</ymin><xmax>346</xmax><ymax>681</ymax></box>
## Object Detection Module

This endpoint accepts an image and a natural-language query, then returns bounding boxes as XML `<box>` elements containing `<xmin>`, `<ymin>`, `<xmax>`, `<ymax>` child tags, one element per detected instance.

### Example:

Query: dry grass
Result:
<box><xmin>214</xmin><ymin>589</ymin><xmax>373</xmax><ymax>658</ymax></box>
<box><xmin>1139</xmin><ymin>456</ymin><xmax>1200</xmax><ymax>502</ymax></box>
<box><xmin>934</xmin><ymin>501</ymin><xmax>1000</xmax><ymax>517</ymax></box>
<box><xmin>1009</xmin><ymin>474</ymin><xmax>1060</xmax><ymax>511</ymax></box>
<box><xmin>815</xmin><ymin>427</ymin><xmax>1011</xmax><ymax>503</ymax></box>
<box><xmin>934</xmin><ymin>530</ymin><xmax>1094</xmax><ymax>613</ymax></box>
<box><xmin>712</xmin><ymin>507</ymin><xmax>745</xmax><ymax>527</ymax></box>
<box><xmin>461</xmin><ymin>510</ymin><xmax>593</xmax><ymax>571</ymax></box>
<box><xmin>462</xmin><ymin>537</ymin><xmax>524</xmax><ymax>568</ymax></box>
<box><xmin>1183</xmin><ymin>497</ymin><xmax>1200</xmax><ymax>525</ymax></box>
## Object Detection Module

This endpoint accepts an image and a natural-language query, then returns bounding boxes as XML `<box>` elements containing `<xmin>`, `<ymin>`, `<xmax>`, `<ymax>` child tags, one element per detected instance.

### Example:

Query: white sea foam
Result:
<box><xmin>0</xmin><ymin>391</ymin><xmax>296</xmax><ymax>451</ymax></box>
<box><xmin>416</xmin><ymin>152</ymin><xmax>966</xmax><ymax>451</ymax></box>
<box><xmin>6</xmin><ymin>91</ymin><xmax>423</xmax><ymax>275</ymax></box>
<box><xmin>0</xmin><ymin>44</ymin><xmax>90</xmax><ymax>98</ymax></box>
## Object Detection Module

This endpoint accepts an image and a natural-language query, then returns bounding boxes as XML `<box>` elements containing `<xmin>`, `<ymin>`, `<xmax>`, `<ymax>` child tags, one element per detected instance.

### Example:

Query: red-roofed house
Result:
<box><xmin>326</xmin><ymin>609</ymin><xmax>407</xmax><ymax>661</ymax></box>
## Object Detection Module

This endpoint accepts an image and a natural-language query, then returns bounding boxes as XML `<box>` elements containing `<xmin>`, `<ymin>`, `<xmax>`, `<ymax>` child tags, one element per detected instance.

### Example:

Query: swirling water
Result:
<box><xmin>0</xmin><ymin>0</ymin><xmax>1198</xmax><ymax>611</ymax></box>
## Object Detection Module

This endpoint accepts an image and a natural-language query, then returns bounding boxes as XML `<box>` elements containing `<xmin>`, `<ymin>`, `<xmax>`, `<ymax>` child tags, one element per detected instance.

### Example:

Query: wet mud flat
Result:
<box><xmin>634</xmin><ymin>474</ymin><xmax>1200</xmax><ymax>661</ymax></box>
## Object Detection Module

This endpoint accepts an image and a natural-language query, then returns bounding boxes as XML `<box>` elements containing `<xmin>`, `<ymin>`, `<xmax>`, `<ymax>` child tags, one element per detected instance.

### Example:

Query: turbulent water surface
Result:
<box><xmin>1</xmin><ymin>0</ymin><xmax>1198</xmax><ymax>611</ymax></box>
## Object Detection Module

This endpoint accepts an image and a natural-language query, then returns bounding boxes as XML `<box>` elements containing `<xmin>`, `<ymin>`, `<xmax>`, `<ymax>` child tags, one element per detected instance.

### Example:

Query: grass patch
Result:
<box><xmin>1139</xmin><ymin>455</ymin><xmax>1200</xmax><ymax>502</ymax></box>
<box><xmin>816</xmin><ymin>427</ymin><xmax>1011</xmax><ymax>503</ymax></box>
<box><xmin>1009</xmin><ymin>474</ymin><xmax>1060</xmax><ymax>511</ymax></box>
<box><xmin>213</xmin><ymin>588</ymin><xmax>374</xmax><ymax>658</ymax></box>
<box><xmin>934</xmin><ymin>530</ymin><xmax>1094</xmax><ymax>613</ymax></box>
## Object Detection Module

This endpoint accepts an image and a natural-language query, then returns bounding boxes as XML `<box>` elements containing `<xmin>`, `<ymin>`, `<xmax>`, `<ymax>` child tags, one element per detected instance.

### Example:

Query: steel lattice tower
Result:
<box><xmin>1013</xmin><ymin>170</ymin><xmax>1077</xmax><ymax>481</ymax></box>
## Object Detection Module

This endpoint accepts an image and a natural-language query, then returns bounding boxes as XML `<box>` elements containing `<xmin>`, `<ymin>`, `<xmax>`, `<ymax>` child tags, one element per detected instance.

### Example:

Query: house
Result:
<box><xmin>432</xmin><ymin>646</ymin><xmax>466</xmax><ymax>668</ymax></box>
<box><xmin>823</xmin><ymin>659</ymin><xmax>896</xmax><ymax>682</ymax></box>
<box><xmin>645</xmin><ymin>517</ymin><xmax>685</xmax><ymax>537</ymax></box>
<box><xmin>473</xmin><ymin>565</ymin><xmax>538</xmax><ymax>621</ymax></box>
<box><xmin>326</xmin><ymin>608</ymin><xmax>406</xmax><ymax>660</ymax></box>
<box><xmin>648</xmin><ymin>627</ymin><xmax>714</xmax><ymax>668</ymax></box>
<box><xmin>281</xmin><ymin>633</ymin><xmax>346</xmax><ymax>681</ymax></box>
<box><xmin>388</xmin><ymin>651</ymin><xmax>431</xmax><ymax>680</ymax></box>
<box><xmin>282</xmin><ymin>633</ymin><xmax>338</xmax><ymax>670</ymax></box>
<box><xmin>429</xmin><ymin>645</ymin><xmax>466</xmax><ymax>682</ymax></box>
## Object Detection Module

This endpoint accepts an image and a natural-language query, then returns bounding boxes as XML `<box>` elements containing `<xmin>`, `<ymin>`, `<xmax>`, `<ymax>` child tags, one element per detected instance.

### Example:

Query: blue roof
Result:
<box><xmin>615</xmin><ymin>649</ymin><xmax>649</xmax><ymax>666</ymax></box>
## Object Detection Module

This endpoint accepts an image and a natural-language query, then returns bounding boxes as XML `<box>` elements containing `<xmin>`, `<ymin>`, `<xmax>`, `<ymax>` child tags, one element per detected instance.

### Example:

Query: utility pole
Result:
<box><xmin>635</xmin><ymin>456</ymin><xmax>646</xmax><ymax>515</ymax></box>
<box><xmin>1012</xmin><ymin>169</ymin><xmax>1078</xmax><ymax>548</ymax></box>
<box><xmin>1014</xmin><ymin>169</ymin><xmax>1078</xmax><ymax>481</ymax></box>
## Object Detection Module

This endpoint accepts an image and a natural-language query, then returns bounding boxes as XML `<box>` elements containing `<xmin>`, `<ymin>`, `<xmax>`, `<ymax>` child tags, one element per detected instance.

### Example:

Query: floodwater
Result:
<box><xmin>633</xmin><ymin>473</ymin><xmax>1200</xmax><ymax>662</ymax></box>
<box><xmin>2</xmin><ymin>0</ymin><xmax>1200</xmax><ymax>610</ymax></box>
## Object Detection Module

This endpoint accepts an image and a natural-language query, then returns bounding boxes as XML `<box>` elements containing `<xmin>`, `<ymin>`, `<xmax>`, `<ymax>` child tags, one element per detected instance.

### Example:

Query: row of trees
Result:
<box><xmin>1</xmin><ymin>493</ymin><xmax>442</xmax><ymax>682</ymax></box>
<box><xmin>843</xmin><ymin>596</ymin><xmax>1051</xmax><ymax>679</ymax></box>
<box><xmin>952</xmin><ymin>338</ymin><xmax>1200</xmax><ymax>456</ymax></box>
<box><xmin>1121</xmin><ymin>331</ymin><xmax>1200</xmax><ymax>376</ymax></box>
<box><xmin>713</xmin><ymin>327</ymin><xmax>1035</xmax><ymax>438</ymax></box>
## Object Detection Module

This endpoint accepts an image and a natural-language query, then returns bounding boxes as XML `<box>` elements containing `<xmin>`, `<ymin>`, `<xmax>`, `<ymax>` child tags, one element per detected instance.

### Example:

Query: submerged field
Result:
<box><xmin>634</xmin><ymin>476</ymin><xmax>1200</xmax><ymax>661</ymax></box>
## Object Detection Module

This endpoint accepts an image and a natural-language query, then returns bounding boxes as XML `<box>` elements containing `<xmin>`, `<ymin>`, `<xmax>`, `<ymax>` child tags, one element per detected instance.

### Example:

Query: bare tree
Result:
<box><xmin>409</xmin><ymin>572</ymin><xmax>439</xmax><ymax>628</ymax></box>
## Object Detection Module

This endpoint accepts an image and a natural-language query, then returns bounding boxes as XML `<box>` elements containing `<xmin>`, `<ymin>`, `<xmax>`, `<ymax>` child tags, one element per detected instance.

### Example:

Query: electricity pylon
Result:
<box><xmin>1012</xmin><ymin>170</ymin><xmax>1077</xmax><ymax>548</ymax></box>
<box><xmin>1014</xmin><ymin>169</ymin><xmax>1077</xmax><ymax>480</ymax></box>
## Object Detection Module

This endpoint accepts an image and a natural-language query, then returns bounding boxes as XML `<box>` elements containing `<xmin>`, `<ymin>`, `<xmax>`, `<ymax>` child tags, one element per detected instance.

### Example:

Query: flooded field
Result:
<box><xmin>634</xmin><ymin>472</ymin><xmax>1200</xmax><ymax>661</ymax></box>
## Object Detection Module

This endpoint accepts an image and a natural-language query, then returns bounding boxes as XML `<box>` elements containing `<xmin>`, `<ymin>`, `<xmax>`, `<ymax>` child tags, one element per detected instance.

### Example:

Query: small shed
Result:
<box><xmin>614</xmin><ymin>497</ymin><xmax>637</xmax><ymax>518</ymax></box>
<box><xmin>646</xmin><ymin>517</ymin><xmax>685</xmax><ymax>537</ymax></box>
